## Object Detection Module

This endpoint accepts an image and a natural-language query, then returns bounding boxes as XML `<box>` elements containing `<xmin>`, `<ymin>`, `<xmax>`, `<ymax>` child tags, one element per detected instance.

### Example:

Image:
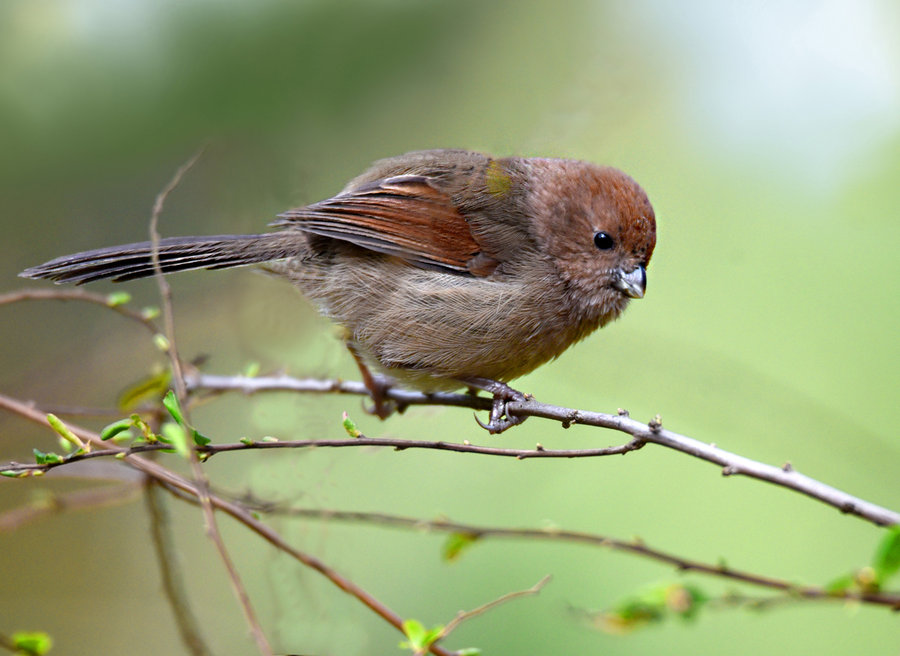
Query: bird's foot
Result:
<box><xmin>462</xmin><ymin>377</ymin><xmax>530</xmax><ymax>434</ymax></box>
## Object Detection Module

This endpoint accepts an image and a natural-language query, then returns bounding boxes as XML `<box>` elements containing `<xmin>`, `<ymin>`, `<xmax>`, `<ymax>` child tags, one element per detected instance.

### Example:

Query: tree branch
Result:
<box><xmin>185</xmin><ymin>373</ymin><xmax>900</xmax><ymax>528</ymax></box>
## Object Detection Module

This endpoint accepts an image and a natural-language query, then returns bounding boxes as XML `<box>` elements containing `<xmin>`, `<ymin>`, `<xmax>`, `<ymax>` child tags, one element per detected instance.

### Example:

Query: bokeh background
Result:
<box><xmin>1</xmin><ymin>1</ymin><xmax>898</xmax><ymax>654</ymax></box>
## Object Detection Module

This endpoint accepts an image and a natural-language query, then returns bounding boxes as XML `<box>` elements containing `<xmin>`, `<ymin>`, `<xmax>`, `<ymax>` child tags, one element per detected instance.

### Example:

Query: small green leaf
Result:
<box><xmin>191</xmin><ymin>429</ymin><xmax>211</xmax><ymax>447</ymax></box>
<box><xmin>141</xmin><ymin>306</ymin><xmax>160</xmax><ymax>320</ymax></box>
<box><xmin>45</xmin><ymin>414</ymin><xmax>86</xmax><ymax>452</ymax></box>
<box><xmin>160</xmin><ymin>422</ymin><xmax>190</xmax><ymax>459</ymax></box>
<box><xmin>243</xmin><ymin>361</ymin><xmax>261</xmax><ymax>378</ymax></box>
<box><xmin>399</xmin><ymin>619</ymin><xmax>442</xmax><ymax>651</ymax></box>
<box><xmin>400</xmin><ymin>619</ymin><xmax>426</xmax><ymax>649</ymax></box>
<box><xmin>872</xmin><ymin>526</ymin><xmax>900</xmax><ymax>585</ymax></box>
<box><xmin>105</xmin><ymin>291</ymin><xmax>132</xmax><ymax>307</ymax></box>
<box><xmin>33</xmin><ymin>449</ymin><xmax>64</xmax><ymax>465</ymax></box>
<box><xmin>239</xmin><ymin>437</ymin><xmax>253</xmax><ymax>445</ymax></box>
<box><xmin>162</xmin><ymin>390</ymin><xmax>186</xmax><ymax>426</ymax></box>
<box><xmin>824</xmin><ymin>573</ymin><xmax>855</xmax><ymax>594</ymax></box>
<box><xmin>456</xmin><ymin>649</ymin><xmax>482</xmax><ymax>656</ymax></box>
<box><xmin>117</xmin><ymin>369</ymin><xmax>171</xmax><ymax>411</ymax></box>
<box><xmin>342</xmin><ymin>411</ymin><xmax>361</xmax><ymax>438</ymax></box>
<box><xmin>12</xmin><ymin>630</ymin><xmax>53</xmax><ymax>655</ymax></box>
<box><xmin>100</xmin><ymin>419</ymin><xmax>134</xmax><ymax>441</ymax></box>
<box><xmin>2</xmin><ymin>470</ymin><xmax>23</xmax><ymax>477</ymax></box>
<box><xmin>442</xmin><ymin>532</ymin><xmax>480</xmax><ymax>561</ymax></box>
<box><xmin>153</xmin><ymin>333</ymin><xmax>171</xmax><ymax>352</ymax></box>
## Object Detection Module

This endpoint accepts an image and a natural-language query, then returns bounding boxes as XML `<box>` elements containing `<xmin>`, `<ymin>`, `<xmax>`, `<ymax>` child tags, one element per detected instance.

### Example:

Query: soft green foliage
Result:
<box><xmin>442</xmin><ymin>532</ymin><xmax>480</xmax><ymax>562</ymax></box>
<box><xmin>31</xmin><ymin>449</ymin><xmax>63</xmax><ymax>466</ymax></box>
<box><xmin>872</xmin><ymin>526</ymin><xmax>900</xmax><ymax>586</ymax></box>
<box><xmin>598</xmin><ymin>583</ymin><xmax>708</xmax><ymax>634</ymax></box>
<box><xmin>117</xmin><ymin>369</ymin><xmax>172</xmax><ymax>411</ymax></box>
<box><xmin>399</xmin><ymin>619</ymin><xmax>444</xmax><ymax>653</ymax></box>
<box><xmin>44</xmin><ymin>414</ymin><xmax>85</xmax><ymax>453</ymax></box>
<box><xmin>104</xmin><ymin>291</ymin><xmax>131</xmax><ymax>307</ymax></box>
<box><xmin>162</xmin><ymin>390</ymin><xmax>211</xmax><ymax>449</ymax></box>
<box><xmin>341</xmin><ymin>411</ymin><xmax>361</xmax><ymax>438</ymax></box>
<box><xmin>10</xmin><ymin>631</ymin><xmax>53</xmax><ymax>655</ymax></box>
<box><xmin>99</xmin><ymin>418</ymin><xmax>134</xmax><ymax>441</ymax></box>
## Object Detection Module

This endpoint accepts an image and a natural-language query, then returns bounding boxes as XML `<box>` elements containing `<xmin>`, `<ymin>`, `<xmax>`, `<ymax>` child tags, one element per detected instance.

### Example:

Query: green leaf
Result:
<box><xmin>160</xmin><ymin>422</ymin><xmax>190</xmax><ymax>459</ymax></box>
<box><xmin>191</xmin><ymin>429</ymin><xmax>211</xmax><ymax>447</ymax></box>
<box><xmin>400</xmin><ymin>619</ymin><xmax>426</xmax><ymax>649</ymax></box>
<box><xmin>399</xmin><ymin>619</ymin><xmax>443</xmax><ymax>651</ymax></box>
<box><xmin>442</xmin><ymin>532</ymin><xmax>480</xmax><ymax>561</ymax></box>
<box><xmin>342</xmin><ymin>411</ymin><xmax>361</xmax><ymax>438</ymax></box>
<box><xmin>162</xmin><ymin>390</ymin><xmax>185</xmax><ymax>426</ymax></box>
<box><xmin>11</xmin><ymin>631</ymin><xmax>53</xmax><ymax>655</ymax></box>
<box><xmin>46</xmin><ymin>414</ymin><xmax>86</xmax><ymax>452</ymax></box>
<box><xmin>141</xmin><ymin>306</ymin><xmax>160</xmax><ymax>320</ymax></box>
<box><xmin>117</xmin><ymin>369</ymin><xmax>172</xmax><ymax>411</ymax></box>
<box><xmin>153</xmin><ymin>333</ymin><xmax>171</xmax><ymax>352</ymax></box>
<box><xmin>105</xmin><ymin>291</ymin><xmax>132</xmax><ymax>307</ymax></box>
<box><xmin>456</xmin><ymin>649</ymin><xmax>482</xmax><ymax>656</ymax></box>
<box><xmin>872</xmin><ymin>526</ymin><xmax>900</xmax><ymax>585</ymax></box>
<box><xmin>32</xmin><ymin>449</ymin><xmax>64</xmax><ymax>465</ymax></box>
<box><xmin>824</xmin><ymin>573</ymin><xmax>854</xmax><ymax>594</ymax></box>
<box><xmin>100</xmin><ymin>419</ymin><xmax>134</xmax><ymax>441</ymax></box>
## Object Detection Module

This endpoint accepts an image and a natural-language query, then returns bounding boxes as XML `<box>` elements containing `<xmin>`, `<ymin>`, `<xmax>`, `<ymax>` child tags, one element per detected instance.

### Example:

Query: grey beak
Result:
<box><xmin>614</xmin><ymin>265</ymin><xmax>646</xmax><ymax>299</ymax></box>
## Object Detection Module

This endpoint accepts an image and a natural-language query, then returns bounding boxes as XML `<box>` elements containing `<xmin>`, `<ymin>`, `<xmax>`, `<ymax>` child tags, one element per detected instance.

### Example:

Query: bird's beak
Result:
<box><xmin>614</xmin><ymin>265</ymin><xmax>646</xmax><ymax>299</ymax></box>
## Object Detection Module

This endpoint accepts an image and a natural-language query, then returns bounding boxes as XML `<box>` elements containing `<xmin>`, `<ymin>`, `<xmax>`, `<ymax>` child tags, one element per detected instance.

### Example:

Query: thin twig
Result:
<box><xmin>147</xmin><ymin>149</ymin><xmax>273</xmax><ymax>656</ymax></box>
<box><xmin>429</xmin><ymin>575</ymin><xmax>551</xmax><ymax>653</ymax></box>
<box><xmin>0</xmin><ymin>392</ymin><xmax>454</xmax><ymax>656</ymax></box>
<box><xmin>0</xmin><ymin>482</ymin><xmax>141</xmax><ymax>533</ymax></box>
<box><xmin>0</xmin><ymin>288</ymin><xmax>160</xmax><ymax>334</ymax></box>
<box><xmin>145</xmin><ymin>479</ymin><xmax>212</xmax><ymax>656</ymax></box>
<box><xmin>185</xmin><ymin>373</ymin><xmax>900</xmax><ymax>528</ymax></box>
<box><xmin>0</xmin><ymin>436</ymin><xmax>645</xmax><ymax>477</ymax></box>
<box><xmin>231</xmin><ymin>505</ymin><xmax>900</xmax><ymax>609</ymax></box>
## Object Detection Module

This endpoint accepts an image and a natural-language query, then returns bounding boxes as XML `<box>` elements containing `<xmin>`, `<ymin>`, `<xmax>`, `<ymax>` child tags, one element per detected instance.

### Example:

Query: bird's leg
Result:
<box><xmin>346</xmin><ymin>342</ymin><xmax>397</xmax><ymax>420</ymax></box>
<box><xmin>460</xmin><ymin>376</ymin><xmax>530</xmax><ymax>434</ymax></box>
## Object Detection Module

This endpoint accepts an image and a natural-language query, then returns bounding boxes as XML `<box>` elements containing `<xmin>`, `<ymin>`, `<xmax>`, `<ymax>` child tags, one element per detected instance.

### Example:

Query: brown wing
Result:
<box><xmin>274</xmin><ymin>175</ymin><xmax>483</xmax><ymax>274</ymax></box>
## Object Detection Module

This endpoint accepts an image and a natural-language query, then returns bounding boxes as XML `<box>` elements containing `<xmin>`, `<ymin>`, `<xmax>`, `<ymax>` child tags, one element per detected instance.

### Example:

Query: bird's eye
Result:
<box><xmin>593</xmin><ymin>231</ymin><xmax>615</xmax><ymax>250</ymax></box>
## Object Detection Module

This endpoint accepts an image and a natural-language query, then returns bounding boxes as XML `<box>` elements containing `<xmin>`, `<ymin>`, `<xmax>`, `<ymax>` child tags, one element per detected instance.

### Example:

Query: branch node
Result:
<box><xmin>722</xmin><ymin>465</ymin><xmax>739</xmax><ymax>476</ymax></box>
<box><xmin>782</xmin><ymin>461</ymin><xmax>793</xmax><ymax>472</ymax></box>
<box><xmin>616</xmin><ymin>408</ymin><xmax>629</xmax><ymax>417</ymax></box>
<box><xmin>648</xmin><ymin>414</ymin><xmax>662</xmax><ymax>433</ymax></box>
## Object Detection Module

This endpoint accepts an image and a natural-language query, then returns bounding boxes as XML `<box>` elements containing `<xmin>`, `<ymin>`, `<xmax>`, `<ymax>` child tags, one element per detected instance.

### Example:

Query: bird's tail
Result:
<box><xmin>20</xmin><ymin>233</ymin><xmax>299</xmax><ymax>285</ymax></box>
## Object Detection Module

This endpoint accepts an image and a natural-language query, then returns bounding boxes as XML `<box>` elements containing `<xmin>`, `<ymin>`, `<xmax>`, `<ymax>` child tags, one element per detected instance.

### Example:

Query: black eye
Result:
<box><xmin>593</xmin><ymin>231</ymin><xmax>615</xmax><ymax>250</ymax></box>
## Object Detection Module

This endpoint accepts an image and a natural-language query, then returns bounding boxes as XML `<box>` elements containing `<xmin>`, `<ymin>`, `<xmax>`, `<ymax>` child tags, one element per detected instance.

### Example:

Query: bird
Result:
<box><xmin>21</xmin><ymin>149</ymin><xmax>657</xmax><ymax>432</ymax></box>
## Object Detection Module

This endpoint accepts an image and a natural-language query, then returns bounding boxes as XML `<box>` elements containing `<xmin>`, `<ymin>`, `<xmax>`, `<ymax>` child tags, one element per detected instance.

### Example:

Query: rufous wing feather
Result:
<box><xmin>274</xmin><ymin>175</ymin><xmax>483</xmax><ymax>273</ymax></box>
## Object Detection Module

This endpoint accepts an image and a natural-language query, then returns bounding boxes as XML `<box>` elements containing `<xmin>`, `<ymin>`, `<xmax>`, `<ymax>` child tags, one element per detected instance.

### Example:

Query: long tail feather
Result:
<box><xmin>20</xmin><ymin>233</ymin><xmax>298</xmax><ymax>284</ymax></box>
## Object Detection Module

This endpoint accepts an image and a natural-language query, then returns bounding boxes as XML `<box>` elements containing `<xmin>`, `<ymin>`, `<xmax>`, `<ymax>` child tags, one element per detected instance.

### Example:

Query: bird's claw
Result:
<box><xmin>463</xmin><ymin>378</ymin><xmax>529</xmax><ymax>434</ymax></box>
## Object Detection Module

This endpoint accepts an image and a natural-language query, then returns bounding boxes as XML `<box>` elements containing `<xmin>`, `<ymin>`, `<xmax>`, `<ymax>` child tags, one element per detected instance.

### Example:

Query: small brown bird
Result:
<box><xmin>21</xmin><ymin>150</ymin><xmax>657</xmax><ymax>432</ymax></box>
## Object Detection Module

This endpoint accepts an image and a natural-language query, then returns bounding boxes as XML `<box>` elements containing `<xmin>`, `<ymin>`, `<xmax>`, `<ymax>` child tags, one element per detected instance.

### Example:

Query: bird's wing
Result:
<box><xmin>274</xmin><ymin>175</ymin><xmax>492</xmax><ymax>275</ymax></box>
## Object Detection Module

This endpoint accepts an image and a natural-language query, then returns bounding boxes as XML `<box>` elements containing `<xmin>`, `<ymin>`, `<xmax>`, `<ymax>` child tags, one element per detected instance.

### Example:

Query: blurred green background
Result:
<box><xmin>1</xmin><ymin>0</ymin><xmax>898</xmax><ymax>654</ymax></box>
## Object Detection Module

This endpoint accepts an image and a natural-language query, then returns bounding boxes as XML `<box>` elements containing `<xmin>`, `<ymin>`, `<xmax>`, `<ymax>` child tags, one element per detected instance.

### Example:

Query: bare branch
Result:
<box><xmin>0</xmin><ymin>392</ymin><xmax>455</xmax><ymax>656</ymax></box>
<box><xmin>186</xmin><ymin>373</ymin><xmax>900</xmax><ymax>528</ymax></box>
<box><xmin>147</xmin><ymin>149</ymin><xmax>273</xmax><ymax>656</ymax></box>
<box><xmin>235</xmin><ymin>505</ymin><xmax>900</xmax><ymax>609</ymax></box>
<box><xmin>0</xmin><ymin>482</ymin><xmax>140</xmax><ymax>533</ymax></box>
<box><xmin>0</xmin><ymin>288</ymin><xmax>159</xmax><ymax>334</ymax></box>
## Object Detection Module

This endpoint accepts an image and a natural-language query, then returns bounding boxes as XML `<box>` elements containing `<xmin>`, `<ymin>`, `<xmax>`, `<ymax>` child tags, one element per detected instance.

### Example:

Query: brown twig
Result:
<box><xmin>185</xmin><ymin>373</ymin><xmax>900</xmax><ymax>528</ymax></box>
<box><xmin>145</xmin><ymin>479</ymin><xmax>212</xmax><ymax>656</ymax></box>
<box><xmin>0</xmin><ymin>288</ymin><xmax>160</xmax><ymax>334</ymax></box>
<box><xmin>147</xmin><ymin>149</ymin><xmax>273</xmax><ymax>656</ymax></box>
<box><xmin>428</xmin><ymin>575</ymin><xmax>551</xmax><ymax>653</ymax></box>
<box><xmin>0</xmin><ymin>482</ymin><xmax>141</xmax><ymax>533</ymax></box>
<box><xmin>0</xmin><ymin>392</ymin><xmax>454</xmax><ymax>656</ymax></box>
<box><xmin>231</xmin><ymin>505</ymin><xmax>900</xmax><ymax>609</ymax></box>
